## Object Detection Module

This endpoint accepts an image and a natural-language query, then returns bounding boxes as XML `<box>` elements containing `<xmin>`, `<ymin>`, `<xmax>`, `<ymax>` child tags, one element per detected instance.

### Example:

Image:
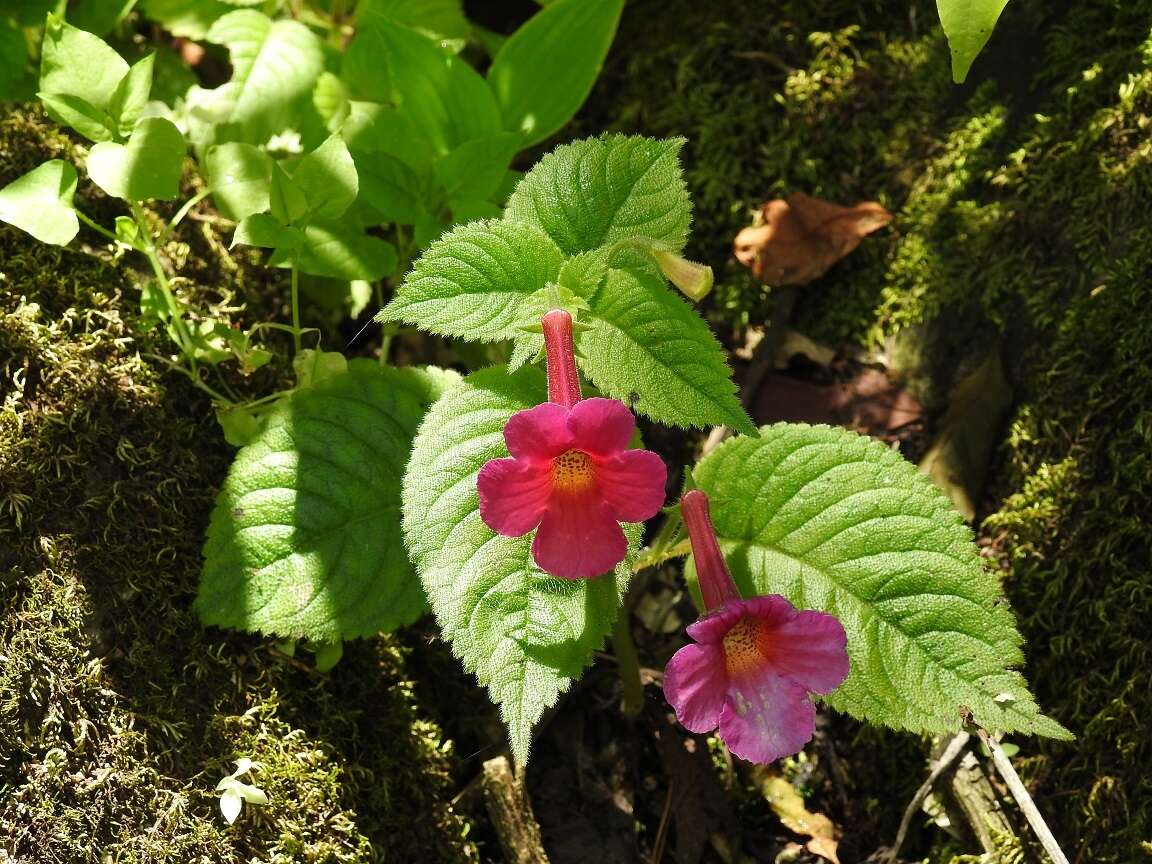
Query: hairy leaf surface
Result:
<box><xmin>380</xmin><ymin>219</ymin><xmax>565</xmax><ymax>341</ymax></box>
<box><xmin>198</xmin><ymin>362</ymin><xmax>456</xmax><ymax>640</ymax></box>
<box><xmin>504</xmin><ymin>134</ymin><xmax>690</xmax><ymax>256</ymax></box>
<box><xmin>693</xmin><ymin>424</ymin><xmax>1071</xmax><ymax>739</ymax></box>
<box><xmin>403</xmin><ymin>365</ymin><xmax>634</xmax><ymax>763</ymax></box>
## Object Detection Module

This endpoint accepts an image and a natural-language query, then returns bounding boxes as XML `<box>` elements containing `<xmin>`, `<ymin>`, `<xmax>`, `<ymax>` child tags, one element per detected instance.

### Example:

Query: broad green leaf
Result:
<box><xmin>577</xmin><ymin>268</ymin><xmax>754</xmax><ymax>434</ymax></box>
<box><xmin>504</xmin><ymin>134</ymin><xmax>691</xmax><ymax>256</ymax></box>
<box><xmin>289</xmin><ymin>133</ymin><xmax>358</xmax><ymax>221</ymax></box>
<box><xmin>341</xmin><ymin>101</ymin><xmax>436</xmax><ymax>171</ymax></box>
<box><xmin>0</xmin><ymin>20</ymin><xmax>33</xmax><ymax>101</ymax></box>
<box><xmin>937</xmin><ymin>0</ymin><xmax>1011</xmax><ymax>83</ymax></box>
<box><xmin>68</xmin><ymin>0</ymin><xmax>138</xmax><ymax>35</ymax></box>
<box><xmin>197</xmin><ymin>362</ymin><xmax>458</xmax><ymax>640</ymax></box>
<box><xmin>0</xmin><ymin>160</ymin><xmax>79</xmax><ymax>245</ymax></box>
<box><xmin>358</xmin><ymin>0</ymin><xmax>470</xmax><ymax>42</ymax></box>
<box><xmin>35</xmin><ymin>92</ymin><xmax>115</xmax><ymax>142</ymax></box>
<box><xmin>204</xmin><ymin>10</ymin><xmax>324</xmax><ymax>143</ymax></box>
<box><xmin>355</xmin><ymin>153</ymin><xmax>428</xmax><ymax>224</ymax></box>
<box><xmin>488</xmin><ymin>0</ymin><xmax>623</xmax><ymax>146</ymax></box>
<box><xmin>312</xmin><ymin>71</ymin><xmax>350</xmax><ymax>132</ymax></box>
<box><xmin>107</xmin><ymin>53</ymin><xmax>155</xmax><ymax>138</ymax></box>
<box><xmin>140</xmin><ymin>0</ymin><xmax>233</xmax><ymax>38</ymax></box>
<box><xmin>39</xmin><ymin>13</ymin><xmax>128</xmax><ymax>113</ymax></box>
<box><xmin>86</xmin><ymin>116</ymin><xmax>186</xmax><ymax>200</ymax></box>
<box><xmin>233</xmin><ymin>213</ymin><xmax>299</xmax><ymax>249</ymax></box>
<box><xmin>272</xmin><ymin>219</ymin><xmax>398</xmax><ymax>281</ymax></box>
<box><xmin>403</xmin><ymin>365</ymin><xmax>635</xmax><ymax>763</ymax></box>
<box><xmin>269</xmin><ymin>162</ymin><xmax>309</xmax><ymax>225</ymax></box>
<box><xmin>379</xmin><ymin>219</ymin><xmax>565</xmax><ymax>342</ymax></box>
<box><xmin>206</xmin><ymin>142</ymin><xmax>274</xmax><ymax>220</ymax></box>
<box><xmin>342</xmin><ymin>18</ymin><xmax>500</xmax><ymax>154</ymax></box>
<box><xmin>692</xmin><ymin>424</ymin><xmax>1072</xmax><ymax>740</ymax></box>
<box><xmin>434</xmin><ymin>132</ymin><xmax>523</xmax><ymax>202</ymax></box>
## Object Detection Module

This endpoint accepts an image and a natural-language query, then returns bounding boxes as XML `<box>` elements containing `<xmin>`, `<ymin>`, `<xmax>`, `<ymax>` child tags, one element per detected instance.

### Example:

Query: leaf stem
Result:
<box><xmin>290</xmin><ymin>266</ymin><xmax>302</xmax><ymax>356</ymax></box>
<box><xmin>612</xmin><ymin>612</ymin><xmax>643</xmax><ymax>716</ymax></box>
<box><xmin>976</xmin><ymin>728</ymin><xmax>1072</xmax><ymax>864</ymax></box>
<box><xmin>130</xmin><ymin>202</ymin><xmax>197</xmax><ymax>369</ymax></box>
<box><xmin>75</xmin><ymin>210</ymin><xmax>121</xmax><ymax>244</ymax></box>
<box><xmin>163</xmin><ymin>186</ymin><xmax>213</xmax><ymax>241</ymax></box>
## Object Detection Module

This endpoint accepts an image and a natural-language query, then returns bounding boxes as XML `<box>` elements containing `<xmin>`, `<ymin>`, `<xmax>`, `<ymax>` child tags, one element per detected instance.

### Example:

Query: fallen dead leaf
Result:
<box><xmin>758</xmin><ymin>772</ymin><xmax>841</xmax><ymax>864</ymax></box>
<box><xmin>734</xmin><ymin>192</ymin><xmax>892</xmax><ymax>285</ymax></box>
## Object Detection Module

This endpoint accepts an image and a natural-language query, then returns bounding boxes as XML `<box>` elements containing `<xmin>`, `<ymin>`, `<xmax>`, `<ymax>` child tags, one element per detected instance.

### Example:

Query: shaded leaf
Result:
<box><xmin>733</xmin><ymin>192</ymin><xmax>892</xmax><ymax>285</ymax></box>
<box><xmin>107</xmin><ymin>53</ymin><xmax>155</xmax><ymax>138</ymax></box>
<box><xmin>206</xmin><ymin>142</ymin><xmax>274</xmax><ymax>220</ymax></box>
<box><xmin>197</xmin><ymin>362</ymin><xmax>457</xmax><ymax>640</ymax></box>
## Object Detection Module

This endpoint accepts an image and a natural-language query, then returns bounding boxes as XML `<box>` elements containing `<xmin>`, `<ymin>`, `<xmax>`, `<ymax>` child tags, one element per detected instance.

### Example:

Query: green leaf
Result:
<box><xmin>380</xmin><ymin>219</ymin><xmax>565</xmax><ymax>342</ymax></box>
<box><xmin>269</xmin><ymin>162</ymin><xmax>309</xmax><ymax>225</ymax></box>
<box><xmin>357</xmin><ymin>0</ymin><xmax>471</xmax><ymax>42</ymax></box>
<box><xmin>488</xmin><ymin>0</ymin><xmax>623</xmax><ymax>146</ymax></box>
<box><xmin>107</xmin><ymin>53</ymin><xmax>155</xmax><ymax>138</ymax></box>
<box><xmin>273</xmin><ymin>219</ymin><xmax>397</xmax><ymax>281</ymax></box>
<box><xmin>206</xmin><ymin>142</ymin><xmax>274</xmax><ymax>220</ymax></box>
<box><xmin>203</xmin><ymin>10</ymin><xmax>324</xmax><ymax>143</ymax></box>
<box><xmin>692</xmin><ymin>423</ymin><xmax>1072</xmax><ymax>740</ymax></box>
<box><xmin>343</xmin><ymin>18</ymin><xmax>500</xmax><ymax>154</ymax></box>
<box><xmin>86</xmin><ymin>116</ymin><xmax>186</xmax><ymax>201</ymax></box>
<box><xmin>233</xmin><ymin>213</ymin><xmax>297</xmax><ymax>249</ymax></box>
<box><xmin>403</xmin><ymin>365</ymin><xmax>635</xmax><ymax>763</ymax></box>
<box><xmin>936</xmin><ymin>0</ymin><xmax>1011</xmax><ymax>84</ymax></box>
<box><xmin>140</xmin><ymin>0</ymin><xmax>233</xmax><ymax>38</ymax></box>
<box><xmin>0</xmin><ymin>160</ymin><xmax>79</xmax><ymax>245</ymax></box>
<box><xmin>434</xmin><ymin>132</ymin><xmax>523</xmax><ymax>202</ymax></box>
<box><xmin>355</xmin><ymin>153</ymin><xmax>429</xmax><ymax>225</ymax></box>
<box><xmin>36</xmin><ymin>92</ymin><xmax>116</xmax><ymax>142</ymax></box>
<box><xmin>341</xmin><ymin>101</ymin><xmax>436</xmax><ymax>171</ymax></box>
<box><xmin>289</xmin><ymin>133</ymin><xmax>358</xmax><ymax>221</ymax></box>
<box><xmin>504</xmin><ymin>134</ymin><xmax>691</xmax><ymax>256</ymax></box>
<box><xmin>197</xmin><ymin>362</ymin><xmax>458</xmax><ymax>640</ymax></box>
<box><xmin>0</xmin><ymin>20</ymin><xmax>34</xmax><ymax>101</ymax></box>
<box><xmin>576</xmin><ymin>268</ymin><xmax>754</xmax><ymax>434</ymax></box>
<box><xmin>39</xmin><ymin>13</ymin><xmax>128</xmax><ymax>113</ymax></box>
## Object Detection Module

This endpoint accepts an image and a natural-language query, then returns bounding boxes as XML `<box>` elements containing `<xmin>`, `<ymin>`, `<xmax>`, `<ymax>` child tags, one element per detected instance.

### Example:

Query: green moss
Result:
<box><xmin>0</xmin><ymin>105</ymin><xmax>477</xmax><ymax>862</ymax></box>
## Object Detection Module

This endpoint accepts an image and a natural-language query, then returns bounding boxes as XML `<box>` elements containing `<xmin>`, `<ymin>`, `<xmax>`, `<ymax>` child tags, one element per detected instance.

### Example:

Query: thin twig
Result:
<box><xmin>975</xmin><ymin>728</ymin><xmax>1072</xmax><ymax>864</ymax></box>
<box><xmin>650</xmin><ymin>779</ymin><xmax>675</xmax><ymax>864</ymax></box>
<box><xmin>887</xmin><ymin>731</ymin><xmax>971</xmax><ymax>861</ymax></box>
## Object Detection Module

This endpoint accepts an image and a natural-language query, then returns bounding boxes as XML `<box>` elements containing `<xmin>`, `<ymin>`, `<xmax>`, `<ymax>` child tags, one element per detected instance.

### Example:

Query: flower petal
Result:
<box><xmin>504</xmin><ymin>402</ymin><xmax>573</xmax><ymax>461</ymax></box>
<box><xmin>477</xmin><ymin>457</ymin><xmax>552</xmax><ymax>537</ymax></box>
<box><xmin>685</xmin><ymin>601</ymin><xmax>745</xmax><ymax>644</ymax></box>
<box><xmin>567</xmin><ymin>397</ymin><xmax>636</xmax><ymax>456</ymax></box>
<box><xmin>743</xmin><ymin>596</ymin><xmax>849</xmax><ymax>694</ymax></box>
<box><xmin>595</xmin><ymin>449</ymin><xmax>667</xmax><ymax>522</ymax></box>
<box><xmin>718</xmin><ymin>671</ymin><xmax>816</xmax><ymax>764</ymax></box>
<box><xmin>663</xmin><ymin>642</ymin><xmax>727</xmax><ymax>734</ymax></box>
<box><xmin>532</xmin><ymin>488</ymin><xmax>627</xmax><ymax>578</ymax></box>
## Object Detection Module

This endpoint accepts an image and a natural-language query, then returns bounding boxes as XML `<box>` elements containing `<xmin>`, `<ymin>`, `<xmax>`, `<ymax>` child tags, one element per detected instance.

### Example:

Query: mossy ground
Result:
<box><xmin>577</xmin><ymin>0</ymin><xmax>1152</xmax><ymax>860</ymax></box>
<box><xmin>0</xmin><ymin>108</ymin><xmax>478</xmax><ymax>862</ymax></box>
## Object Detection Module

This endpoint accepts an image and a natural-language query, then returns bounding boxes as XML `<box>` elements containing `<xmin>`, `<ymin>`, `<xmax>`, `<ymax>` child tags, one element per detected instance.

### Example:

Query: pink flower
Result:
<box><xmin>663</xmin><ymin>490</ymin><xmax>849</xmax><ymax>764</ymax></box>
<box><xmin>477</xmin><ymin>310</ymin><xmax>667</xmax><ymax>579</ymax></box>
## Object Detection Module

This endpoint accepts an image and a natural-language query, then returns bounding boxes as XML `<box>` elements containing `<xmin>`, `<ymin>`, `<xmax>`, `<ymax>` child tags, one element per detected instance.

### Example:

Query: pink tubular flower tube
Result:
<box><xmin>662</xmin><ymin>490</ymin><xmax>850</xmax><ymax>764</ymax></box>
<box><xmin>476</xmin><ymin>309</ymin><xmax>667</xmax><ymax>579</ymax></box>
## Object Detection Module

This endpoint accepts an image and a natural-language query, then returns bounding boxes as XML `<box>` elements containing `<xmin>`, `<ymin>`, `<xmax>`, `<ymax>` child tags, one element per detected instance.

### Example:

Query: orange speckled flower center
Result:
<box><xmin>552</xmin><ymin>449</ymin><xmax>595</xmax><ymax>491</ymax></box>
<box><xmin>723</xmin><ymin>616</ymin><xmax>770</xmax><ymax>677</ymax></box>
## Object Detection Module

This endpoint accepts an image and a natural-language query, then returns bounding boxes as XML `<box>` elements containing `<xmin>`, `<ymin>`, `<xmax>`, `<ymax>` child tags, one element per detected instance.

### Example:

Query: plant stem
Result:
<box><xmin>75</xmin><ymin>210</ymin><xmax>121</xmax><ymax>244</ymax></box>
<box><xmin>976</xmin><ymin>728</ymin><xmax>1072</xmax><ymax>864</ymax></box>
<box><xmin>612</xmin><ymin>612</ymin><xmax>643</xmax><ymax>716</ymax></box>
<box><xmin>290</xmin><ymin>267</ymin><xmax>302</xmax><ymax>356</ymax></box>
<box><xmin>162</xmin><ymin>187</ymin><xmax>212</xmax><ymax>241</ymax></box>
<box><xmin>130</xmin><ymin>202</ymin><xmax>197</xmax><ymax>368</ymax></box>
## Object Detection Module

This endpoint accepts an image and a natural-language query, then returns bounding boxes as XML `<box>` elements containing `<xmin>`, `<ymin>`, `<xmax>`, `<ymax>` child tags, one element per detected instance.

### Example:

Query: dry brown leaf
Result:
<box><xmin>734</xmin><ymin>192</ymin><xmax>892</xmax><ymax>285</ymax></box>
<box><xmin>758</xmin><ymin>773</ymin><xmax>841</xmax><ymax>864</ymax></box>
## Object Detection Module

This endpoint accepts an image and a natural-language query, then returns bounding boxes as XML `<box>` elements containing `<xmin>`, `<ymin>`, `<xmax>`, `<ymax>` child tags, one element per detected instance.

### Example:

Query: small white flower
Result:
<box><xmin>215</xmin><ymin>758</ymin><xmax>269</xmax><ymax>825</ymax></box>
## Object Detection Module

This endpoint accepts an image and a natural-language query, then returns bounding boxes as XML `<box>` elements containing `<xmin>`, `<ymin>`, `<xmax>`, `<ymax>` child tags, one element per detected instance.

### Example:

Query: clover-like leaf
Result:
<box><xmin>504</xmin><ymin>134</ymin><xmax>691</xmax><ymax>256</ymax></box>
<box><xmin>0</xmin><ymin>160</ymin><xmax>79</xmax><ymax>245</ymax></box>
<box><xmin>403</xmin><ymin>365</ymin><xmax>635</xmax><ymax>764</ymax></box>
<box><xmin>937</xmin><ymin>0</ymin><xmax>1011</xmax><ymax>83</ymax></box>
<box><xmin>39</xmin><ymin>13</ymin><xmax>128</xmax><ymax>119</ymax></box>
<box><xmin>692</xmin><ymin>423</ymin><xmax>1072</xmax><ymax>740</ymax></box>
<box><xmin>197</xmin><ymin>362</ymin><xmax>457</xmax><ymax>640</ymax></box>
<box><xmin>487</xmin><ymin>0</ymin><xmax>624</xmax><ymax>146</ymax></box>
<box><xmin>380</xmin><ymin>219</ymin><xmax>565</xmax><ymax>342</ymax></box>
<box><xmin>577</xmin><ymin>268</ymin><xmax>754</xmax><ymax>434</ymax></box>
<box><xmin>86</xmin><ymin>116</ymin><xmax>186</xmax><ymax>201</ymax></box>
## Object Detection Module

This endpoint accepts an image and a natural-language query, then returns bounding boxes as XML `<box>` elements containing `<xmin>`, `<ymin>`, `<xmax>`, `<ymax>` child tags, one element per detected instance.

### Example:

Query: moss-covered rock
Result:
<box><xmin>0</xmin><ymin>105</ymin><xmax>477</xmax><ymax>863</ymax></box>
